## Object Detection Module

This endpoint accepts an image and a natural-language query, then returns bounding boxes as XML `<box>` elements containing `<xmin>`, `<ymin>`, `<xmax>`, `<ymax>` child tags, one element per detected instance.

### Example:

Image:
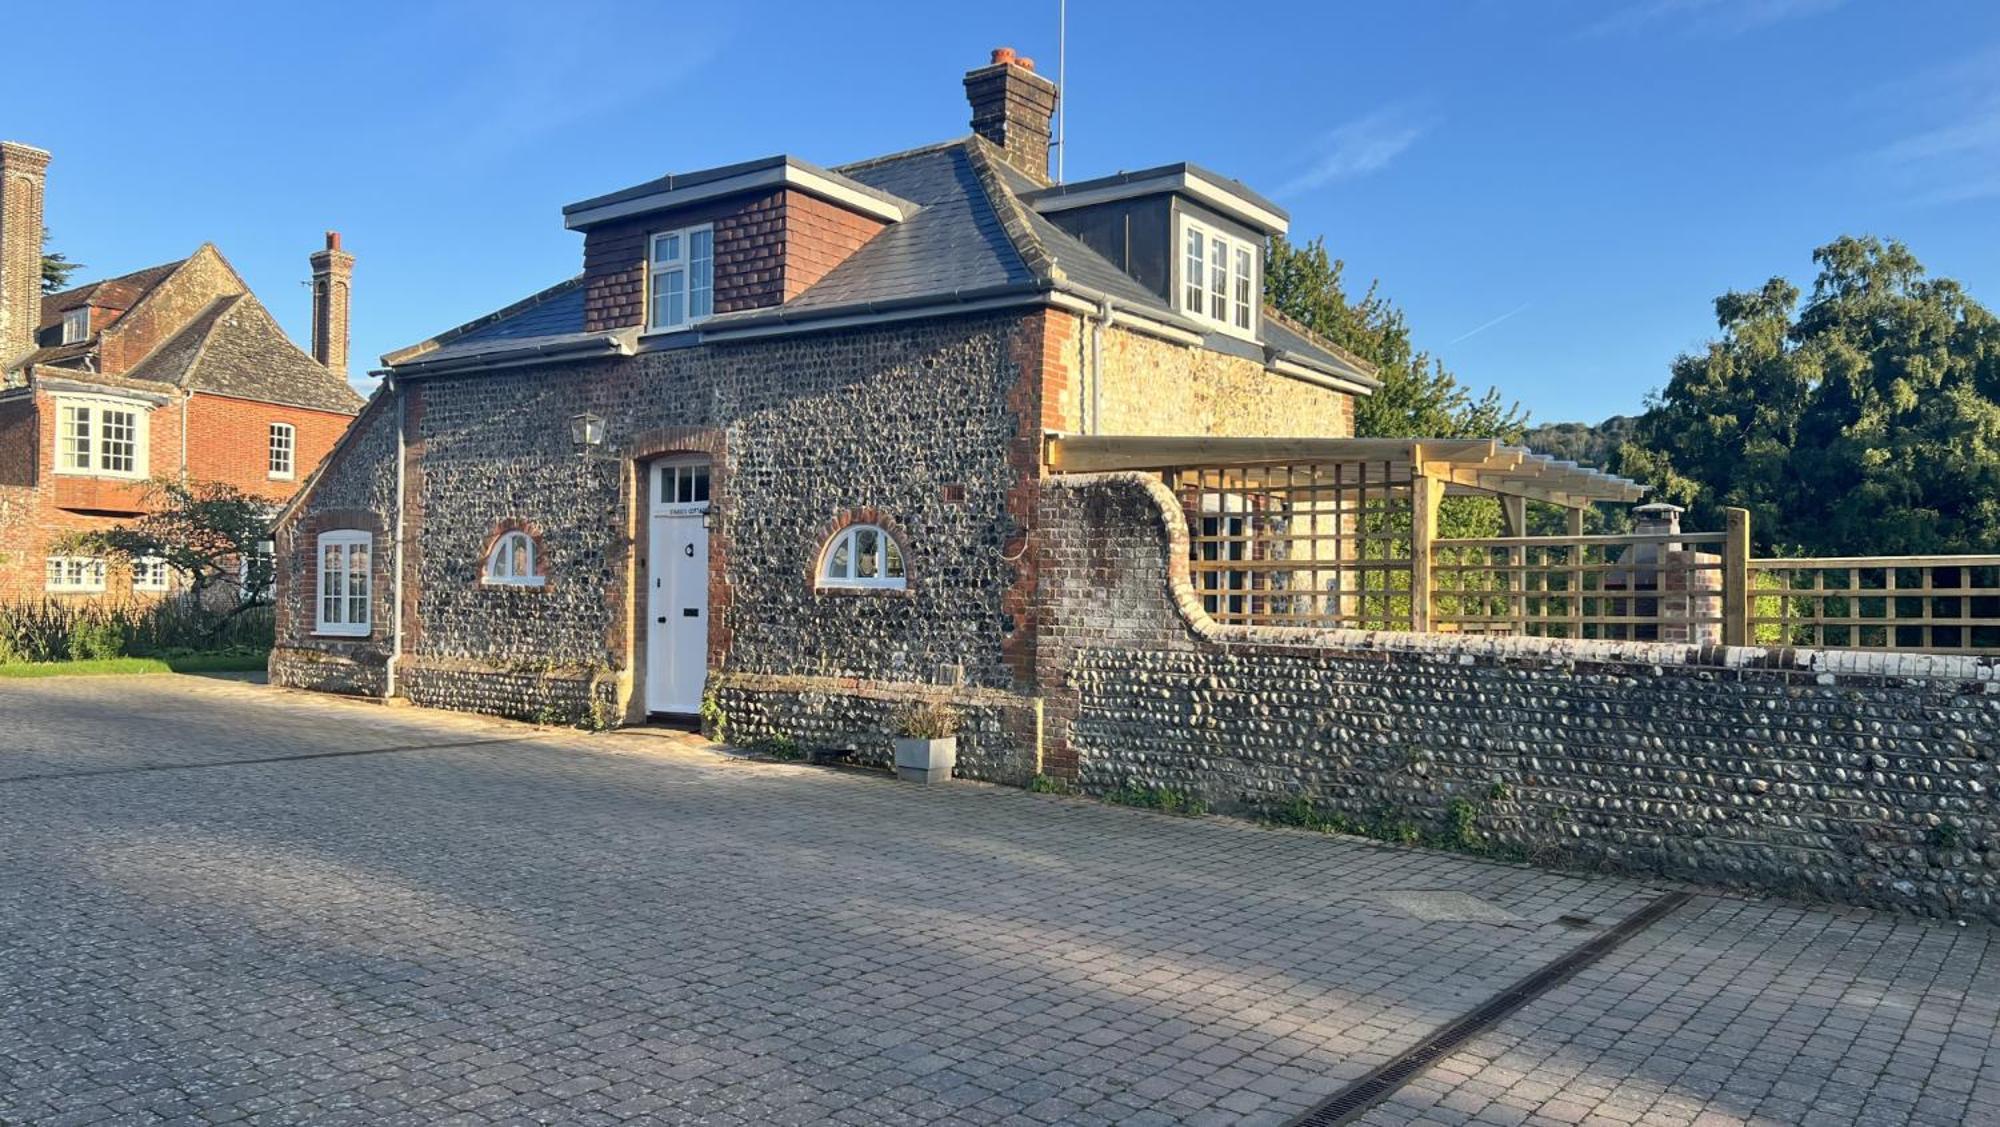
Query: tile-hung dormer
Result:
<box><xmin>563</xmin><ymin>156</ymin><xmax>915</xmax><ymax>336</ymax></box>
<box><xmin>1021</xmin><ymin>165</ymin><xmax>1290</xmax><ymax>344</ymax></box>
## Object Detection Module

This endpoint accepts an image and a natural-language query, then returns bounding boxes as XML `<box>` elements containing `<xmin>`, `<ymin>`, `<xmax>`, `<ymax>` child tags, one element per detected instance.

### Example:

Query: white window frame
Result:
<box><xmin>645</xmin><ymin>223</ymin><xmax>715</xmax><ymax>334</ymax></box>
<box><xmin>1178</xmin><ymin>215</ymin><xmax>1259</xmax><ymax>341</ymax></box>
<box><xmin>268</xmin><ymin>422</ymin><xmax>296</xmax><ymax>480</ymax></box>
<box><xmin>817</xmin><ymin>523</ymin><xmax>908</xmax><ymax>591</ymax></box>
<box><xmin>61</xmin><ymin>307</ymin><xmax>89</xmax><ymax>343</ymax></box>
<box><xmin>483</xmin><ymin>530</ymin><xmax>546</xmax><ymax>588</ymax></box>
<box><xmin>314</xmin><ymin>530</ymin><xmax>372</xmax><ymax>637</ymax></box>
<box><xmin>132</xmin><ymin>555</ymin><xmax>172</xmax><ymax>593</ymax></box>
<box><xmin>53</xmin><ymin>395</ymin><xmax>150</xmax><ymax>480</ymax></box>
<box><xmin>239</xmin><ymin>538</ymin><xmax>275</xmax><ymax>603</ymax></box>
<box><xmin>45</xmin><ymin>556</ymin><xmax>107</xmax><ymax>593</ymax></box>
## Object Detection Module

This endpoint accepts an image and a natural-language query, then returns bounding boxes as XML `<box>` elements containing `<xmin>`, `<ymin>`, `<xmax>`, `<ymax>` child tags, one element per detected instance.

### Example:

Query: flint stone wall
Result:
<box><xmin>1039</xmin><ymin>472</ymin><xmax>2000</xmax><ymax>923</ymax></box>
<box><xmin>270</xmin><ymin>393</ymin><xmax>400</xmax><ymax>692</ymax></box>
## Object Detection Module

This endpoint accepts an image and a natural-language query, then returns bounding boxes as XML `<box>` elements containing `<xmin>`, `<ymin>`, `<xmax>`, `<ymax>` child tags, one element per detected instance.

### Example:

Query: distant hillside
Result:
<box><xmin>1523</xmin><ymin>415</ymin><xmax>1635</xmax><ymax>470</ymax></box>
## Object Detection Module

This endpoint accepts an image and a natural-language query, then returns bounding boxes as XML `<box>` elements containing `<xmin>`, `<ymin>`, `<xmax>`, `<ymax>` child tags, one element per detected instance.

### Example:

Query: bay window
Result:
<box><xmin>55</xmin><ymin>398</ymin><xmax>147</xmax><ymax>478</ymax></box>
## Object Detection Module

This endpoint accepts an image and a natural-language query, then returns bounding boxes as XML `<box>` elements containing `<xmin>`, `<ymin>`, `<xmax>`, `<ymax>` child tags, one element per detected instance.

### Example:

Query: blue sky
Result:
<box><xmin>14</xmin><ymin>1</ymin><xmax>1998</xmax><ymax>424</ymax></box>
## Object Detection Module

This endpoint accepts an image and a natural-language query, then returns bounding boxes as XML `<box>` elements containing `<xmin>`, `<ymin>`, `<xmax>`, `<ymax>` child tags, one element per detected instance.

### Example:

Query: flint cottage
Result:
<box><xmin>271</xmin><ymin>49</ymin><xmax>1391</xmax><ymax>777</ymax></box>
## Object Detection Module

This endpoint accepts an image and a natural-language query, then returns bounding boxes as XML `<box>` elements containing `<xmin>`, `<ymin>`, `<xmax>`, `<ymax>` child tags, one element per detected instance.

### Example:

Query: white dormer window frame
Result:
<box><xmin>646</xmin><ymin>223</ymin><xmax>715</xmax><ymax>333</ymax></box>
<box><xmin>1179</xmin><ymin>216</ymin><xmax>1258</xmax><ymax>340</ymax></box>
<box><xmin>61</xmin><ymin>307</ymin><xmax>89</xmax><ymax>344</ymax></box>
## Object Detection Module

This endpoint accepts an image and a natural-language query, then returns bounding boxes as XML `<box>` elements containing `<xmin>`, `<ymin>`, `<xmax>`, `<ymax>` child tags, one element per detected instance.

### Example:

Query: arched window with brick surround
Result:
<box><xmin>818</xmin><ymin>524</ymin><xmax>906</xmax><ymax>591</ymax></box>
<box><xmin>484</xmin><ymin>530</ymin><xmax>545</xmax><ymax>587</ymax></box>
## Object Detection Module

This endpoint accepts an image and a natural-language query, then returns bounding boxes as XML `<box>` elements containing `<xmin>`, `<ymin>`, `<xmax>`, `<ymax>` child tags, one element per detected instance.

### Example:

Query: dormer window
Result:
<box><xmin>1179</xmin><ymin>217</ymin><xmax>1257</xmax><ymax>339</ymax></box>
<box><xmin>648</xmin><ymin>224</ymin><xmax>714</xmax><ymax>332</ymax></box>
<box><xmin>61</xmin><ymin>307</ymin><xmax>89</xmax><ymax>343</ymax></box>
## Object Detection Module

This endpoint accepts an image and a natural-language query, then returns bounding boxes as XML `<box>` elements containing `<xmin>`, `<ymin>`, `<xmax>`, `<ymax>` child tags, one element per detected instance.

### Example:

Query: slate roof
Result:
<box><xmin>126</xmin><ymin>293</ymin><xmax>363</xmax><ymax>414</ymax></box>
<box><xmin>392</xmin><ymin>136</ymin><xmax>1372</xmax><ymax>386</ymax></box>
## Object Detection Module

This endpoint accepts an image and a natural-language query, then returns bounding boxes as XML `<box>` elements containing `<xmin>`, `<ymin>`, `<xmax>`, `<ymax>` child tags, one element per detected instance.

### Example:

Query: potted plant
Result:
<box><xmin>891</xmin><ymin>701</ymin><xmax>963</xmax><ymax>784</ymax></box>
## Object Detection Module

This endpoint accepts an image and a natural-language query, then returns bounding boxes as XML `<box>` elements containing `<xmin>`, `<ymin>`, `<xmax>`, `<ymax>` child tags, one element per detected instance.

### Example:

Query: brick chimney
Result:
<box><xmin>0</xmin><ymin>142</ymin><xmax>51</xmax><ymax>370</ymax></box>
<box><xmin>308</xmin><ymin>230</ymin><xmax>353</xmax><ymax>378</ymax></box>
<box><xmin>964</xmin><ymin>47</ymin><xmax>1059</xmax><ymax>184</ymax></box>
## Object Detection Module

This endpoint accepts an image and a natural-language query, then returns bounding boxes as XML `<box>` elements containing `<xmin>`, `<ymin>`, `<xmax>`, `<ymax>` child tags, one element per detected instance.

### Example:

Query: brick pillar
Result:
<box><xmin>309</xmin><ymin>230</ymin><xmax>354</xmax><ymax>379</ymax></box>
<box><xmin>964</xmin><ymin>48</ymin><xmax>1058</xmax><ymax>184</ymax></box>
<box><xmin>0</xmin><ymin>142</ymin><xmax>51</xmax><ymax>371</ymax></box>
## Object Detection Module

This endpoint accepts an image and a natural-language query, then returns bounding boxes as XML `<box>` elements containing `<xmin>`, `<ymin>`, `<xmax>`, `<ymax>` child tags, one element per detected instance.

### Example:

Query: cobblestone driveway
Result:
<box><xmin>0</xmin><ymin>676</ymin><xmax>1994</xmax><ymax>1126</ymax></box>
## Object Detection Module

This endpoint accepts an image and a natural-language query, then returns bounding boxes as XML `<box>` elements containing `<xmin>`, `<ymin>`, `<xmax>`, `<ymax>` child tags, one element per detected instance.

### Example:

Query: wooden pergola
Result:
<box><xmin>1045</xmin><ymin>434</ymin><xmax>1652</xmax><ymax>633</ymax></box>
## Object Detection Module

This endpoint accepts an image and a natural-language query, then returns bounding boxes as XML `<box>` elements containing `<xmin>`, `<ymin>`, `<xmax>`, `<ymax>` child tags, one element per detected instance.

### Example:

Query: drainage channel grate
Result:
<box><xmin>1287</xmin><ymin>890</ymin><xmax>1692</xmax><ymax>1127</ymax></box>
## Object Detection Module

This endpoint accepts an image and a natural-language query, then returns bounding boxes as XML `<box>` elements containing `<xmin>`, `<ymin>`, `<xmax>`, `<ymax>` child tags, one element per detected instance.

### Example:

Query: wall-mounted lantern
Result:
<box><xmin>569</xmin><ymin>412</ymin><xmax>606</xmax><ymax>450</ymax></box>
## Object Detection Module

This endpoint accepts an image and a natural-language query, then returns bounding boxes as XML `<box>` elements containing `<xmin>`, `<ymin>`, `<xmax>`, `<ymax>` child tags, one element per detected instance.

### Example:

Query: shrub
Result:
<box><xmin>891</xmin><ymin>700</ymin><xmax>963</xmax><ymax>740</ymax></box>
<box><xmin>0</xmin><ymin>598</ymin><xmax>273</xmax><ymax>665</ymax></box>
<box><xmin>68</xmin><ymin>618</ymin><xmax>127</xmax><ymax>661</ymax></box>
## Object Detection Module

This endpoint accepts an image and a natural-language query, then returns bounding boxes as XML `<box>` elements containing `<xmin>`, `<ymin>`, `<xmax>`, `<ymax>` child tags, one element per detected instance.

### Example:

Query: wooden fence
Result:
<box><xmin>1173</xmin><ymin>493</ymin><xmax>2000</xmax><ymax>656</ymax></box>
<box><xmin>1431</xmin><ymin>530</ymin><xmax>1727</xmax><ymax>642</ymax></box>
<box><xmin>1746</xmin><ymin>555</ymin><xmax>2000</xmax><ymax>653</ymax></box>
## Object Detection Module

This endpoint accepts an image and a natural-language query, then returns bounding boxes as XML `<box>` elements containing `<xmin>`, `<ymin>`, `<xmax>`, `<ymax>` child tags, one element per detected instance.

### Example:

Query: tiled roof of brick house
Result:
<box><xmin>128</xmin><ymin>292</ymin><xmax>363</xmax><ymax>413</ymax></box>
<box><xmin>7</xmin><ymin>244</ymin><xmax>361</xmax><ymax>414</ymax></box>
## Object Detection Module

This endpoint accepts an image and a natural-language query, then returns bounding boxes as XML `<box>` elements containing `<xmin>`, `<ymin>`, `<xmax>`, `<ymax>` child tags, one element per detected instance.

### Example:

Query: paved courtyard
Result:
<box><xmin>0</xmin><ymin>676</ymin><xmax>1994</xmax><ymax>1126</ymax></box>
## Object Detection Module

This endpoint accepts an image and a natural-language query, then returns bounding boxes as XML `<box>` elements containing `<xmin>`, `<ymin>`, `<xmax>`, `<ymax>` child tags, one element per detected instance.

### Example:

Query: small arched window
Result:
<box><xmin>485</xmin><ymin>530</ymin><xmax>545</xmax><ymax>587</ymax></box>
<box><xmin>819</xmin><ymin>524</ymin><xmax>907</xmax><ymax>590</ymax></box>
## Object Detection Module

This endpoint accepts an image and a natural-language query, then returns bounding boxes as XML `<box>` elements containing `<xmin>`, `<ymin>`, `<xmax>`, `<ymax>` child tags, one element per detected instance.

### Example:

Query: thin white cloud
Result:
<box><xmin>1584</xmin><ymin>0</ymin><xmax>1843</xmax><ymax>38</ymax></box>
<box><xmin>1866</xmin><ymin>44</ymin><xmax>2000</xmax><ymax>205</ymax></box>
<box><xmin>1448</xmin><ymin>302</ymin><xmax>1532</xmax><ymax>345</ymax></box>
<box><xmin>1274</xmin><ymin>107</ymin><xmax>1431</xmax><ymax>197</ymax></box>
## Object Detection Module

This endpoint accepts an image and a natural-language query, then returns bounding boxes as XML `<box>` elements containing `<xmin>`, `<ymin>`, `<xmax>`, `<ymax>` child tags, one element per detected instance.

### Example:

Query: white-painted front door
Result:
<box><xmin>645</xmin><ymin>459</ymin><xmax>711</xmax><ymax>715</ymax></box>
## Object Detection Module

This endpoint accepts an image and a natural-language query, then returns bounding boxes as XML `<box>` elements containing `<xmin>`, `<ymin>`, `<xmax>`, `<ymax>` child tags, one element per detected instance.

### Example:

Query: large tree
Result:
<box><xmin>1620</xmin><ymin>236</ymin><xmax>2000</xmax><ymax>554</ymax></box>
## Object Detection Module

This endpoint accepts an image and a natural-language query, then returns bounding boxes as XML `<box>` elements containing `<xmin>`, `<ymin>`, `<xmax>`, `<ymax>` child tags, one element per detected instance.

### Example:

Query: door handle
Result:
<box><xmin>656</xmin><ymin>616</ymin><xmax>667</xmax><ymax>624</ymax></box>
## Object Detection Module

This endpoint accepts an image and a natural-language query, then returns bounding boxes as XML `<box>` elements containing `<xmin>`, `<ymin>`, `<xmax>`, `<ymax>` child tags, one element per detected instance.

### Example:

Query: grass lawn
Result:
<box><xmin>0</xmin><ymin>651</ymin><xmax>269</xmax><ymax>679</ymax></box>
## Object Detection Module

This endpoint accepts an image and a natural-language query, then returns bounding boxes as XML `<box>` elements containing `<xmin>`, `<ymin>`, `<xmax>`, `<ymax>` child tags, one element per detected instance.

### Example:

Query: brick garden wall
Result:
<box><xmin>1036</xmin><ymin>472</ymin><xmax>2000</xmax><ymax>923</ymax></box>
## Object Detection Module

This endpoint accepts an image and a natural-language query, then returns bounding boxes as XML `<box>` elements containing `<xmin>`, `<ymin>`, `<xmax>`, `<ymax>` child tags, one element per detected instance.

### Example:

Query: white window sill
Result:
<box><xmin>481</xmin><ymin>577</ymin><xmax>547</xmax><ymax>589</ymax></box>
<box><xmin>52</xmin><ymin>469</ymin><xmax>146</xmax><ymax>481</ymax></box>
<box><xmin>313</xmin><ymin>626</ymin><xmax>372</xmax><ymax>638</ymax></box>
<box><xmin>268</xmin><ymin>472</ymin><xmax>296</xmax><ymax>482</ymax></box>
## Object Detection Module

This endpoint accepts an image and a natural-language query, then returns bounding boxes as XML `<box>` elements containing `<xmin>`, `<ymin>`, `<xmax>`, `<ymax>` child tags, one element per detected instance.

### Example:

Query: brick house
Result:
<box><xmin>271</xmin><ymin>50</ymin><xmax>1380</xmax><ymax>776</ymax></box>
<box><xmin>0</xmin><ymin>142</ymin><xmax>364</xmax><ymax>601</ymax></box>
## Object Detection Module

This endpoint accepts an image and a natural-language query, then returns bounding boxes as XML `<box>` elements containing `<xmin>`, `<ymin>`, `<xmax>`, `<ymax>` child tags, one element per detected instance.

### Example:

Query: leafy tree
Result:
<box><xmin>61</xmin><ymin>479</ymin><xmax>279</xmax><ymax>623</ymax></box>
<box><xmin>1620</xmin><ymin>236</ymin><xmax>2000</xmax><ymax>554</ymax></box>
<box><xmin>41</xmin><ymin>231</ymin><xmax>82</xmax><ymax>294</ymax></box>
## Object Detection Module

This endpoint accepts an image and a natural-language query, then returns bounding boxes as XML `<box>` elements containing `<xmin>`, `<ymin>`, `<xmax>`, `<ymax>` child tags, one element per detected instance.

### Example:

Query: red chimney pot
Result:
<box><xmin>325</xmin><ymin>231</ymin><xmax>342</xmax><ymax>251</ymax></box>
<box><xmin>990</xmin><ymin>47</ymin><xmax>1016</xmax><ymax>65</ymax></box>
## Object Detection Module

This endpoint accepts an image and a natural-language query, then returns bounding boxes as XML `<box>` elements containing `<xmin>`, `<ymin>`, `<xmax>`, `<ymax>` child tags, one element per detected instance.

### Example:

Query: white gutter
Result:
<box><xmin>1028</xmin><ymin>168</ymin><xmax>1290</xmax><ymax>235</ymax></box>
<box><xmin>1090</xmin><ymin>298</ymin><xmax>1110</xmax><ymax>435</ymax></box>
<box><xmin>564</xmin><ymin>161</ymin><xmax>913</xmax><ymax>229</ymax></box>
<box><xmin>387</xmin><ymin>376</ymin><xmax>406</xmax><ymax>699</ymax></box>
<box><xmin>1269</xmin><ymin>357</ymin><xmax>1379</xmax><ymax>397</ymax></box>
